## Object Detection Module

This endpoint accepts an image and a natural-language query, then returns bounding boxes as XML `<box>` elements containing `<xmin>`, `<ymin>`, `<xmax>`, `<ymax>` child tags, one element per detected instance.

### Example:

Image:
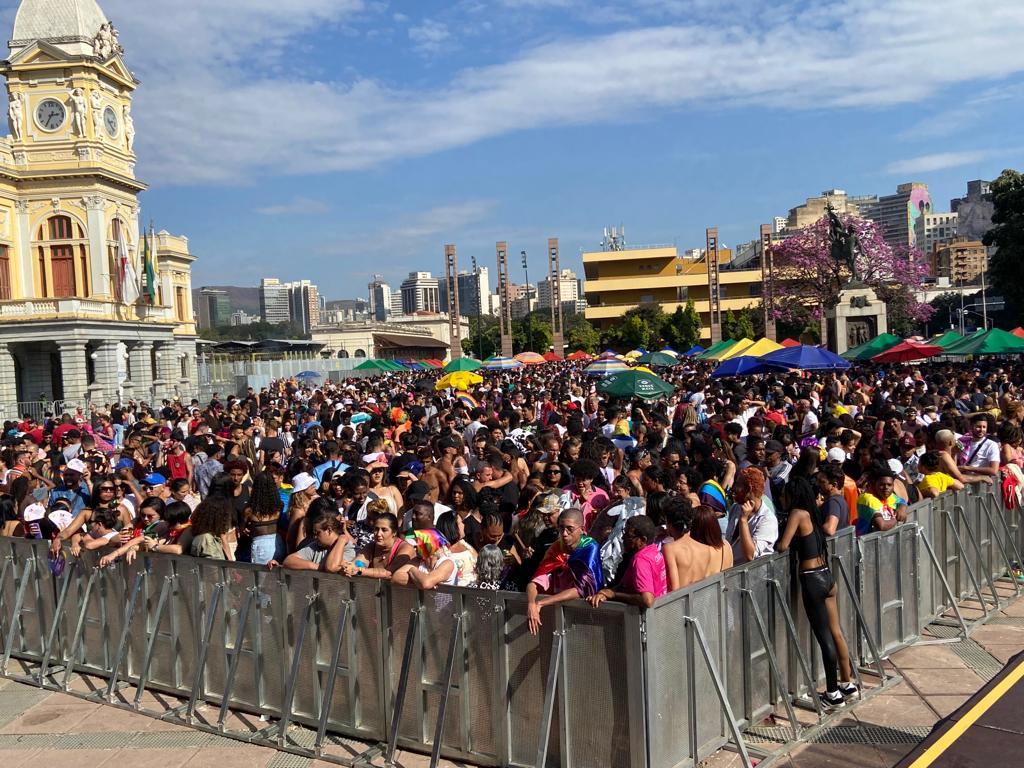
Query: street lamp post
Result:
<box><xmin>521</xmin><ymin>249</ymin><xmax>532</xmax><ymax>353</ymax></box>
<box><xmin>471</xmin><ymin>255</ymin><xmax>483</xmax><ymax>360</ymax></box>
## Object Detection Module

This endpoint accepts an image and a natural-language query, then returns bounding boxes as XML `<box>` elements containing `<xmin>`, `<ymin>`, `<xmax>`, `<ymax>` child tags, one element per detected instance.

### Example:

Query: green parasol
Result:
<box><xmin>596</xmin><ymin>369</ymin><xmax>675</xmax><ymax>400</ymax></box>
<box><xmin>841</xmin><ymin>333</ymin><xmax>902</xmax><ymax>361</ymax></box>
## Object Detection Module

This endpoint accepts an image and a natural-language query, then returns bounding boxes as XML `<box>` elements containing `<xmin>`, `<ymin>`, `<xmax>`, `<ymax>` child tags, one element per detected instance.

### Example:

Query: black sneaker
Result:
<box><xmin>838</xmin><ymin>682</ymin><xmax>859</xmax><ymax>700</ymax></box>
<box><xmin>819</xmin><ymin>690</ymin><xmax>845</xmax><ymax>710</ymax></box>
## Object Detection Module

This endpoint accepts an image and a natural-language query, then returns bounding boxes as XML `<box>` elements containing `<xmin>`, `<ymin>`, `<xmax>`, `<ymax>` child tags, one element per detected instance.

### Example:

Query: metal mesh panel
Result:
<box><xmin>723</xmin><ymin>557</ymin><xmax>776</xmax><ymax>730</ymax></box>
<box><xmin>76</xmin><ymin>554</ymin><xmax>127</xmax><ymax>676</ymax></box>
<box><xmin>6</xmin><ymin>539</ymin><xmax>50</xmax><ymax>660</ymax></box>
<box><xmin>351</xmin><ymin>577</ymin><xmax>384</xmax><ymax>733</ymax></box>
<box><xmin>464</xmin><ymin>590</ymin><xmax>500</xmax><ymax>760</ymax></box>
<box><xmin>198</xmin><ymin>561</ymin><xmax>229</xmax><ymax>703</ymax></box>
<box><xmin>387</xmin><ymin>585</ymin><xmax>424</xmax><ymax>745</ymax></box>
<box><xmin>859</xmin><ymin>534</ymin><xmax>882</xmax><ymax>657</ymax></box>
<box><xmin>901</xmin><ymin>526</ymin><xmax>920</xmax><ymax>643</ymax></box>
<box><xmin>560</xmin><ymin>603</ymin><xmax>638</xmax><ymax>768</ymax></box>
<box><xmin>253</xmin><ymin>567</ymin><xmax>286</xmax><ymax>716</ymax></box>
<box><xmin>722</xmin><ymin>568</ymin><xmax>745</xmax><ymax>722</ymax></box>
<box><xmin>287</xmin><ymin>571</ymin><xmax>322</xmax><ymax>726</ymax></box>
<box><xmin>643</xmin><ymin>589</ymin><xmax>691</xmax><ymax>768</ymax></box>
<box><xmin>690</xmin><ymin>579</ymin><xmax>726</xmax><ymax>760</ymax></box>
<box><xmin>504</xmin><ymin>596</ymin><xmax>559</xmax><ymax>768</ymax></box>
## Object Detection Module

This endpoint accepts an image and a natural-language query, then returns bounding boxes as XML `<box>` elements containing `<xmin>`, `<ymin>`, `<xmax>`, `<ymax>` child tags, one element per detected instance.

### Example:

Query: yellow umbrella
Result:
<box><xmin>623</xmin><ymin>350</ymin><xmax>643</xmax><ymax>360</ymax></box>
<box><xmin>435</xmin><ymin>371</ymin><xmax>483</xmax><ymax>391</ymax></box>
<box><xmin>715</xmin><ymin>338</ymin><xmax>755</xmax><ymax>360</ymax></box>
<box><xmin>633</xmin><ymin>365</ymin><xmax>656</xmax><ymax>374</ymax></box>
<box><xmin>729</xmin><ymin>338</ymin><xmax>783</xmax><ymax>360</ymax></box>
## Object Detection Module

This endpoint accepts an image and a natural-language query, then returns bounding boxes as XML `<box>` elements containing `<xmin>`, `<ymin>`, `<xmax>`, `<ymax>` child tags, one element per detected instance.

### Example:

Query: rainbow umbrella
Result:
<box><xmin>482</xmin><ymin>355</ymin><xmax>523</xmax><ymax>370</ymax></box>
<box><xmin>515</xmin><ymin>351</ymin><xmax>546</xmax><ymax>365</ymax></box>
<box><xmin>585</xmin><ymin>357</ymin><xmax>630</xmax><ymax>377</ymax></box>
<box><xmin>455</xmin><ymin>391</ymin><xmax>479</xmax><ymax>409</ymax></box>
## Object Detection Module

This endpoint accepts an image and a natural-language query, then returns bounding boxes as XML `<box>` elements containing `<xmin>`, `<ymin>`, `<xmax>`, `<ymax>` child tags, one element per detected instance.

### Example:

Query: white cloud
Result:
<box><xmin>408</xmin><ymin>19</ymin><xmax>451</xmax><ymax>54</ymax></box>
<box><xmin>100</xmin><ymin>0</ymin><xmax>1024</xmax><ymax>185</ymax></box>
<box><xmin>256</xmin><ymin>197</ymin><xmax>330</xmax><ymax>216</ymax></box>
<box><xmin>884</xmin><ymin>151</ymin><xmax>991</xmax><ymax>175</ymax></box>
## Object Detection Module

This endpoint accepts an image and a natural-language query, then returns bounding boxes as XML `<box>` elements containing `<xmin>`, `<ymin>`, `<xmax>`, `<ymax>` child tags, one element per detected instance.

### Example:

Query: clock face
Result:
<box><xmin>103</xmin><ymin>106</ymin><xmax>118</xmax><ymax>137</ymax></box>
<box><xmin>35</xmin><ymin>98</ymin><xmax>66</xmax><ymax>132</ymax></box>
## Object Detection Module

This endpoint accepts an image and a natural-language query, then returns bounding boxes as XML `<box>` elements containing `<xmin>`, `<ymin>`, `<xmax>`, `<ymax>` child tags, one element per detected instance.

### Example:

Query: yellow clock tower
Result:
<box><xmin>0</xmin><ymin>0</ymin><xmax>198</xmax><ymax>413</ymax></box>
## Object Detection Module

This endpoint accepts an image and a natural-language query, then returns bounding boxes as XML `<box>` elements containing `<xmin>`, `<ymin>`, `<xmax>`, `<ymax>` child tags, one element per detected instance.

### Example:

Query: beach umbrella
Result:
<box><xmin>482</xmin><ymin>355</ymin><xmax>523</xmax><ymax>370</ymax></box>
<box><xmin>543</xmin><ymin>351</ymin><xmax>560</xmax><ymax>362</ymax></box>
<box><xmin>933</xmin><ymin>331</ymin><xmax>964</xmax><ymax>349</ymax></box>
<box><xmin>697</xmin><ymin>339</ymin><xmax>737</xmax><ymax>360</ymax></box>
<box><xmin>568</xmin><ymin>350</ymin><xmax>593</xmax><ymax>361</ymax></box>
<box><xmin>841</xmin><ymin>333</ymin><xmax>902</xmax><ymax>361</ymax></box>
<box><xmin>584</xmin><ymin>357</ymin><xmax>630</xmax><ymax>377</ymax></box>
<box><xmin>443</xmin><ymin>357</ymin><xmax>482</xmax><ymax>373</ymax></box>
<box><xmin>717</xmin><ymin>338</ymin><xmax>756</xmax><ymax>361</ymax></box>
<box><xmin>683</xmin><ymin>345</ymin><xmax>705</xmax><ymax>357</ymax></box>
<box><xmin>636</xmin><ymin>351</ymin><xmax>679</xmax><ymax>368</ymax></box>
<box><xmin>710</xmin><ymin>356</ymin><xmax>791</xmax><ymax>379</ymax></box>
<box><xmin>598</xmin><ymin>349</ymin><xmax>619</xmax><ymax>360</ymax></box>
<box><xmin>780</xmin><ymin>338</ymin><xmax>801</xmax><ymax>348</ymax></box>
<box><xmin>455</xmin><ymin>391</ymin><xmax>479</xmax><ymax>409</ymax></box>
<box><xmin>623</xmin><ymin>349</ymin><xmax>644</xmax><ymax>360</ymax></box>
<box><xmin>294</xmin><ymin>370</ymin><xmax>322</xmax><ymax>380</ymax></box>
<box><xmin>659</xmin><ymin>348</ymin><xmax>680</xmax><ymax>358</ymax></box>
<box><xmin>597</xmin><ymin>370</ymin><xmax>675</xmax><ymax>400</ymax></box>
<box><xmin>435</xmin><ymin>371</ymin><xmax>484</xmax><ymax>391</ymax></box>
<box><xmin>871</xmin><ymin>339</ymin><xmax>945</xmax><ymax>364</ymax></box>
<box><xmin>761</xmin><ymin>345</ymin><xmax>851</xmax><ymax>371</ymax></box>
<box><xmin>515</xmin><ymin>351</ymin><xmax>546</xmax><ymax>365</ymax></box>
<box><xmin>942</xmin><ymin>328</ymin><xmax>1024</xmax><ymax>356</ymax></box>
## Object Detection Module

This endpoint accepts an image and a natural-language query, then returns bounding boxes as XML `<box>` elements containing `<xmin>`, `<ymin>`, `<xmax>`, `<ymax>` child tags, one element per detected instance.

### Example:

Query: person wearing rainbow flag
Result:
<box><xmin>525</xmin><ymin>508</ymin><xmax>602</xmax><ymax>636</ymax></box>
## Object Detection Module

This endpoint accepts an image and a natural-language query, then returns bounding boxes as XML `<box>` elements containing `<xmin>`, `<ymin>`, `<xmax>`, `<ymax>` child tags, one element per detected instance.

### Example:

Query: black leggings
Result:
<box><xmin>800</xmin><ymin>566</ymin><xmax>839</xmax><ymax>693</ymax></box>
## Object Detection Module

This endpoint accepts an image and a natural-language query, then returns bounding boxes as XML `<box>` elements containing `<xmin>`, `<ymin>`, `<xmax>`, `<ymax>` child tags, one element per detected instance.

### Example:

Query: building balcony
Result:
<box><xmin>585</xmin><ymin>296</ymin><xmax>764</xmax><ymax>320</ymax></box>
<box><xmin>0</xmin><ymin>297</ymin><xmax>177</xmax><ymax>324</ymax></box>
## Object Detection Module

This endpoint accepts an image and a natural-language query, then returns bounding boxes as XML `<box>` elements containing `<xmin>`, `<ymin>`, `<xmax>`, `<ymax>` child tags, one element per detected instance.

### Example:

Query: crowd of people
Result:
<box><xmin>1</xmin><ymin>356</ymin><xmax>1020</xmax><ymax>708</ymax></box>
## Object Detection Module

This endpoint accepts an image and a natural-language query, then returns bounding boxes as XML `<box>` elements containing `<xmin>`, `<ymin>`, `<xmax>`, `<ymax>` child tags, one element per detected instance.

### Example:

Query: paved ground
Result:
<box><xmin>2</xmin><ymin>581</ymin><xmax>1024</xmax><ymax>768</ymax></box>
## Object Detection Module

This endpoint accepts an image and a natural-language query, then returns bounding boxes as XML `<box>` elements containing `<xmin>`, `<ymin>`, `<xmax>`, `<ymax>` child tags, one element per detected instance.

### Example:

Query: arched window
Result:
<box><xmin>354</xmin><ymin>349</ymin><xmax>366</xmax><ymax>358</ymax></box>
<box><xmin>338</xmin><ymin>350</ymin><xmax>349</xmax><ymax>359</ymax></box>
<box><xmin>37</xmin><ymin>214</ymin><xmax>89</xmax><ymax>298</ymax></box>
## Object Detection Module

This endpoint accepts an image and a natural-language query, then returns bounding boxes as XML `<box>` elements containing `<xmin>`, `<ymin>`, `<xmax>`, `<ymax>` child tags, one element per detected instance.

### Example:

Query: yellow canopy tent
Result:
<box><xmin>714</xmin><ymin>338</ymin><xmax>754</xmax><ymax>361</ymax></box>
<box><xmin>724</xmin><ymin>337</ymin><xmax>783</xmax><ymax>360</ymax></box>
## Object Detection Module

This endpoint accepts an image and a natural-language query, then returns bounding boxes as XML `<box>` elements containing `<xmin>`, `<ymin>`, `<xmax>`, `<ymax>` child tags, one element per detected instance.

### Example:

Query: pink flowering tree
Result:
<box><xmin>767</xmin><ymin>214</ymin><xmax>933</xmax><ymax>343</ymax></box>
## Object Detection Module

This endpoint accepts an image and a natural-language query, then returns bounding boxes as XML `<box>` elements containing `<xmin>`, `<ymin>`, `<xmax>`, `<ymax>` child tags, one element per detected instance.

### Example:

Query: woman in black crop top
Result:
<box><xmin>776</xmin><ymin>476</ymin><xmax>855</xmax><ymax>710</ymax></box>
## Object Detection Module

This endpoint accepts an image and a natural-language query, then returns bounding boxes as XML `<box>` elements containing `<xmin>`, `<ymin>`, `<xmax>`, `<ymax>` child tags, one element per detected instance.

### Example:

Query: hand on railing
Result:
<box><xmin>266</xmin><ymin>559</ymin><xmax>281</xmax><ymax>570</ymax></box>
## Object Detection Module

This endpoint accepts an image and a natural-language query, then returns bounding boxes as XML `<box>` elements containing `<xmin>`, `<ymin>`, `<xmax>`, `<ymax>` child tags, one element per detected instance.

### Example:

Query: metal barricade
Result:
<box><xmin>857</xmin><ymin>525</ymin><xmax>920</xmax><ymax>658</ymax></box>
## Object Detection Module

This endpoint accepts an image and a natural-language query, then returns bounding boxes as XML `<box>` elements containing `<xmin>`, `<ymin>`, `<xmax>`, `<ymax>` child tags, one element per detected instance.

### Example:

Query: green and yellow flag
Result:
<box><xmin>143</xmin><ymin>225</ymin><xmax>157</xmax><ymax>304</ymax></box>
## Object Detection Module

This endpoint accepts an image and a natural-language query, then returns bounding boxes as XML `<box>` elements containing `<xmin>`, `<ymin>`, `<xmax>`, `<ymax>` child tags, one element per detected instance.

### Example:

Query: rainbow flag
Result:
<box><xmin>455</xmin><ymin>390</ymin><xmax>479</xmax><ymax>409</ymax></box>
<box><xmin>533</xmin><ymin>535</ymin><xmax>603</xmax><ymax>597</ymax></box>
<box><xmin>404</xmin><ymin>529</ymin><xmax>449</xmax><ymax>561</ymax></box>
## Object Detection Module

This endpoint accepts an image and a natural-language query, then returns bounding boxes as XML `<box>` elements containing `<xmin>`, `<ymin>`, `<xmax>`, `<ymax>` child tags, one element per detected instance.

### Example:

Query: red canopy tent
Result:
<box><xmin>542</xmin><ymin>351</ymin><xmax>560</xmax><ymax>362</ymax></box>
<box><xmin>780</xmin><ymin>338</ymin><xmax>801</xmax><ymax>348</ymax></box>
<box><xmin>871</xmin><ymin>339</ymin><xmax>944</xmax><ymax>364</ymax></box>
<box><xmin>568</xmin><ymin>350</ymin><xmax>593</xmax><ymax>361</ymax></box>
<box><xmin>1012</xmin><ymin>328</ymin><xmax>1024</xmax><ymax>339</ymax></box>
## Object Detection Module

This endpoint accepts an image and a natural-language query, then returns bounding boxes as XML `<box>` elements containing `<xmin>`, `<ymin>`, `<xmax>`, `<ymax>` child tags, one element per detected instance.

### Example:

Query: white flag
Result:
<box><xmin>118</xmin><ymin>222</ymin><xmax>140</xmax><ymax>304</ymax></box>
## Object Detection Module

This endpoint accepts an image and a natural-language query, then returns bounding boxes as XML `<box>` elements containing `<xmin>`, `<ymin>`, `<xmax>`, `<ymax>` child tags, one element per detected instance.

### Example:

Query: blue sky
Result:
<box><xmin>15</xmin><ymin>0</ymin><xmax>1024</xmax><ymax>298</ymax></box>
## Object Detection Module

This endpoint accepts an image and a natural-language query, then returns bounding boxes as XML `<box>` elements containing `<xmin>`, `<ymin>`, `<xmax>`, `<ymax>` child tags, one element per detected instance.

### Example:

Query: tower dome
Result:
<box><xmin>9</xmin><ymin>0</ymin><xmax>109</xmax><ymax>57</ymax></box>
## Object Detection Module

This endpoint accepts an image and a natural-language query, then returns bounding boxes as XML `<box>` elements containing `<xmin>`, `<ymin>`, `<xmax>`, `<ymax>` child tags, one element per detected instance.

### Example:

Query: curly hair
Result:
<box><xmin>247</xmin><ymin>471</ymin><xmax>283</xmax><ymax>524</ymax></box>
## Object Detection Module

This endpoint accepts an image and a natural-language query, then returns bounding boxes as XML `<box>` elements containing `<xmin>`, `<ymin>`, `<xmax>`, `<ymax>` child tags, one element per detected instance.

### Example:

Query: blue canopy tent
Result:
<box><xmin>759</xmin><ymin>345</ymin><xmax>851</xmax><ymax>371</ymax></box>
<box><xmin>710</xmin><ymin>356</ymin><xmax>791</xmax><ymax>379</ymax></box>
<box><xmin>683</xmin><ymin>345</ymin><xmax>705</xmax><ymax>357</ymax></box>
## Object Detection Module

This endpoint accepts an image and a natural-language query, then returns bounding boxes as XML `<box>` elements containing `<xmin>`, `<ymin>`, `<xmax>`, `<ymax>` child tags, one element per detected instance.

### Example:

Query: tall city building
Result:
<box><xmin>932</xmin><ymin>238</ymin><xmax>989</xmax><ymax>285</ymax></box>
<box><xmin>439</xmin><ymin>266</ymin><xmax>491</xmax><ymax>318</ymax></box>
<box><xmin>861</xmin><ymin>182</ymin><xmax>932</xmax><ymax>249</ymax></box>
<box><xmin>538</xmin><ymin>268</ymin><xmax>579</xmax><ymax>311</ymax></box>
<box><xmin>0</xmin><ymin>0</ymin><xmax>199</xmax><ymax>408</ymax></box>
<box><xmin>786</xmin><ymin>189</ymin><xmax>878</xmax><ymax>231</ymax></box>
<box><xmin>197</xmin><ymin>288</ymin><xmax>231</xmax><ymax>331</ymax></box>
<box><xmin>259</xmin><ymin>278</ymin><xmax>290</xmax><ymax>324</ymax></box>
<box><xmin>367</xmin><ymin>277</ymin><xmax>392</xmax><ymax>322</ymax></box>
<box><xmin>915</xmin><ymin>212</ymin><xmax>959</xmax><ymax>258</ymax></box>
<box><xmin>400</xmin><ymin>271</ymin><xmax>440</xmax><ymax>314</ymax></box>
<box><xmin>286</xmin><ymin>280</ymin><xmax>320</xmax><ymax>332</ymax></box>
<box><xmin>951</xmin><ymin>180</ymin><xmax>996</xmax><ymax>242</ymax></box>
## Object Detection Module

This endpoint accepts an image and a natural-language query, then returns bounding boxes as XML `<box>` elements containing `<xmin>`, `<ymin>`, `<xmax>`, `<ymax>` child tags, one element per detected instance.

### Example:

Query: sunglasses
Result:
<box><xmin>98</xmin><ymin>486</ymin><xmax>115</xmax><ymax>491</ymax></box>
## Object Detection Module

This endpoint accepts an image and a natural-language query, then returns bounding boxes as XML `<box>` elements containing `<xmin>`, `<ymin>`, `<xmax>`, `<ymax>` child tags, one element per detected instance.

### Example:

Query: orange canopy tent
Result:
<box><xmin>780</xmin><ymin>338</ymin><xmax>801</xmax><ymax>348</ymax></box>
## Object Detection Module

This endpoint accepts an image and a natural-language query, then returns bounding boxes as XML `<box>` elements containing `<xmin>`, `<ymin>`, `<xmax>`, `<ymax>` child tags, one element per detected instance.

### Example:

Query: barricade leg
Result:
<box><xmin>133</xmin><ymin>574</ymin><xmax>176</xmax><ymax>709</ymax></box>
<box><xmin>2</xmin><ymin>560</ymin><xmax>35</xmax><ymax>674</ymax></box>
<box><xmin>768</xmin><ymin>579</ymin><xmax>823</xmax><ymax>717</ymax></box>
<box><xmin>982</xmin><ymin>494</ymin><xmax>1023</xmax><ymax>595</ymax></box>
<box><xmin>216</xmin><ymin>587</ymin><xmax>256</xmax><ymax>729</ymax></box>
<box><xmin>947</xmin><ymin>508</ymin><xmax>993</xmax><ymax>616</ymax></box>
<box><xmin>958</xmin><ymin>503</ymin><xmax>1001</xmax><ymax>607</ymax></box>
<box><xmin>186</xmin><ymin>582</ymin><xmax>224</xmax><ymax>723</ymax></box>
<box><xmin>918</xmin><ymin>529</ymin><xmax>970</xmax><ymax>638</ymax></box>
<box><xmin>274</xmin><ymin>591</ymin><xmax>316</xmax><ymax>747</ymax></box>
<box><xmin>104</xmin><ymin>570</ymin><xmax>144</xmax><ymax>701</ymax></box>
<box><xmin>429</xmin><ymin>611</ymin><xmax>464</xmax><ymax>768</ymax></box>
<box><xmin>314</xmin><ymin>599</ymin><xmax>353</xmax><ymax>758</ymax></box>
<box><xmin>832</xmin><ymin>558</ymin><xmax>886</xmax><ymax>682</ymax></box>
<box><xmin>740</xmin><ymin>590</ymin><xmax>800</xmax><ymax>741</ymax></box>
<box><xmin>685</xmin><ymin>617</ymin><xmax>752</xmax><ymax>768</ymax></box>
<box><xmin>386</xmin><ymin>608</ymin><xmax>420</xmax><ymax>767</ymax></box>
<box><xmin>38</xmin><ymin>559</ymin><xmax>78</xmax><ymax>684</ymax></box>
<box><xmin>61</xmin><ymin>568</ymin><xmax>98</xmax><ymax>690</ymax></box>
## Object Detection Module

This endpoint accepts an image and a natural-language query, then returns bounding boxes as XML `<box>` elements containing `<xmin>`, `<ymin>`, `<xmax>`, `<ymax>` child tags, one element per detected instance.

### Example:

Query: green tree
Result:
<box><xmin>199</xmin><ymin>321</ymin><xmax>309</xmax><ymax>342</ymax></box>
<box><xmin>721</xmin><ymin>310</ymin><xmax>737</xmax><ymax>340</ymax></box>
<box><xmin>662</xmin><ymin>301</ymin><xmax>702</xmax><ymax>351</ymax></box>
<box><xmin>732</xmin><ymin>308</ymin><xmax>756</xmax><ymax>340</ymax></box>
<box><xmin>986</xmin><ymin>169</ymin><xmax>1024</xmax><ymax>322</ymax></box>
<box><xmin>463</xmin><ymin>316</ymin><xmax>500</xmax><ymax>359</ymax></box>
<box><xmin>612</xmin><ymin>314</ymin><xmax>652</xmax><ymax>350</ymax></box>
<box><xmin>565</xmin><ymin>315</ymin><xmax>601</xmax><ymax>354</ymax></box>
<box><xmin>513</xmin><ymin>312</ymin><xmax>553</xmax><ymax>354</ymax></box>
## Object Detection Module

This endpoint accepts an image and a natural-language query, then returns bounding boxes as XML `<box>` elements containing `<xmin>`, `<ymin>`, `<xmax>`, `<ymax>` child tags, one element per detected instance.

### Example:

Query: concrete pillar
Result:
<box><xmin>14</xmin><ymin>200</ymin><xmax>32</xmax><ymax>297</ymax></box>
<box><xmin>90</xmin><ymin>339</ymin><xmax>121</xmax><ymax>406</ymax></box>
<box><xmin>56</xmin><ymin>340</ymin><xmax>88</xmax><ymax>404</ymax></box>
<box><xmin>154</xmin><ymin>340</ymin><xmax>178</xmax><ymax>401</ymax></box>
<box><xmin>0</xmin><ymin>342</ymin><xmax>18</xmax><ymax>414</ymax></box>
<box><xmin>177</xmin><ymin>340</ymin><xmax>195</xmax><ymax>400</ymax></box>
<box><xmin>128</xmin><ymin>341</ymin><xmax>153</xmax><ymax>404</ymax></box>
<box><xmin>84</xmin><ymin>195</ymin><xmax>110</xmax><ymax>299</ymax></box>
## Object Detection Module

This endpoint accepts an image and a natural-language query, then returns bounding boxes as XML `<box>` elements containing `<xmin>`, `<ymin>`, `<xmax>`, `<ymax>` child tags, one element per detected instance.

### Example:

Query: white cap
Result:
<box><xmin>22</xmin><ymin>502</ymin><xmax>45</xmax><ymax>522</ymax></box>
<box><xmin>826</xmin><ymin>448</ymin><xmax>847</xmax><ymax>463</ymax></box>
<box><xmin>888</xmin><ymin>458</ymin><xmax>904</xmax><ymax>475</ymax></box>
<box><xmin>291</xmin><ymin>472</ymin><xmax>317</xmax><ymax>493</ymax></box>
<box><xmin>65</xmin><ymin>458</ymin><xmax>87</xmax><ymax>473</ymax></box>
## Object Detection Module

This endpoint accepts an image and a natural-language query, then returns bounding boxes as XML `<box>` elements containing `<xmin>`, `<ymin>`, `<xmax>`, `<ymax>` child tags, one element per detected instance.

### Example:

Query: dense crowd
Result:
<box><xmin>1</xmin><ymin>356</ymin><xmax>1021</xmax><ymax>708</ymax></box>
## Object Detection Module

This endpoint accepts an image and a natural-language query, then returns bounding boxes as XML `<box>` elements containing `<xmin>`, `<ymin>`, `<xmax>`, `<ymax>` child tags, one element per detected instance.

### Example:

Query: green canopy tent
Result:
<box><xmin>381</xmin><ymin>360</ymin><xmax>407</xmax><ymax>371</ymax></box>
<box><xmin>942</xmin><ymin>328</ymin><xmax>1024</xmax><ymax>356</ymax></box>
<box><xmin>933</xmin><ymin>331</ymin><xmax>965</xmax><ymax>349</ymax></box>
<box><xmin>596</xmin><ymin>369</ymin><xmax>675</xmax><ymax>400</ymax></box>
<box><xmin>354</xmin><ymin>359</ymin><xmax>390</xmax><ymax>372</ymax></box>
<box><xmin>443</xmin><ymin>357</ymin><xmax>482</xmax><ymax>373</ymax></box>
<box><xmin>696</xmin><ymin>339</ymin><xmax>737</xmax><ymax>360</ymax></box>
<box><xmin>841</xmin><ymin>333</ymin><xmax>902</xmax><ymax>362</ymax></box>
<box><xmin>636</xmin><ymin>351</ymin><xmax>680</xmax><ymax>368</ymax></box>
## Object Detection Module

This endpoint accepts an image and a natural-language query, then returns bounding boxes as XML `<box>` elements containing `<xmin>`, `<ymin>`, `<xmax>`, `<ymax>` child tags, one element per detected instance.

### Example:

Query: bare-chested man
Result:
<box><xmin>661</xmin><ymin>497</ymin><xmax>732</xmax><ymax>591</ymax></box>
<box><xmin>417</xmin><ymin>446</ymin><xmax>449</xmax><ymax>502</ymax></box>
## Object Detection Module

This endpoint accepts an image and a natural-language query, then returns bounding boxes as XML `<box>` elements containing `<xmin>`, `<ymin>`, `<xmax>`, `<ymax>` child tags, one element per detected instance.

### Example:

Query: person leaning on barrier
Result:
<box><xmin>917</xmin><ymin>451</ymin><xmax>965</xmax><ymax>500</ymax></box>
<box><xmin>589</xmin><ymin>515</ymin><xmax>666</xmax><ymax>609</ymax></box>
<box><xmin>280</xmin><ymin>508</ymin><xmax>352</xmax><ymax>571</ymax></box>
<box><xmin>775</xmin><ymin>476</ymin><xmax>855</xmax><ymax>709</ymax></box>
<box><xmin>855</xmin><ymin>464</ymin><xmax>907</xmax><ymax>536</ymax></box>
<box><xmin>663</xmin><ymin>499</ymin><xmax>732</xmax><ymax>591</ymax></box>
<box><xmin>815</xmin><ymin>462</ymin><xmax>850</xmax><ymax>534</ymax></box>
<box><xmin>525</xmin><ymin>508</ymin><xmax>603</xmax><ymax>636</ymax></box>
<box><xmin>343</xmin><ymin>511</ymin><xmax>412</xmax><ymax>579</ymax></box>
<box><xmin>725</xmin><ymin>467</ymin><xmax>778</xmax><ymax>566</ymax></box>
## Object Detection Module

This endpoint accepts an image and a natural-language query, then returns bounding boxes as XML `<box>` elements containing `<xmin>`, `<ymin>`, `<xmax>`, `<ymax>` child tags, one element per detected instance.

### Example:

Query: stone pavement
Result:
<box><xmin>2</xmin><ymin>581</ymin><xmax>1024</xmax><ymax>768</ymax></box>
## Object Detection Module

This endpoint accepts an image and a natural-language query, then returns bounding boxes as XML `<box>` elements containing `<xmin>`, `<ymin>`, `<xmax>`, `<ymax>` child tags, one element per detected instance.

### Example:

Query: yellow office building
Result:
<box><xmin>582</xmin><ymin>243</ymin><xmax>767</xmax><ymax>342</ymax></box>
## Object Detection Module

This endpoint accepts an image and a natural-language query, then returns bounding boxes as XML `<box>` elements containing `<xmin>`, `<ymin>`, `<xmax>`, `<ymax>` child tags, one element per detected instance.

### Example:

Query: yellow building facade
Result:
<box><xmin>582</xmin><ymin>244</ymin><xmax>766</xmax><ymax>342</ymax></box>
<box><xmin>0</xmin><ymin>0</ymin><xmax>197</xmax><ymax>412</ymax></box>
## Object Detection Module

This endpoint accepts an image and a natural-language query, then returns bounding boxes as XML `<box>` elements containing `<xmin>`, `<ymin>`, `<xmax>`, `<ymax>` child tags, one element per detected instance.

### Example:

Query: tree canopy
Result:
<box><xmin>986</xmin><ymin>169</ymin><xmax>1024</xmax><ymax>321</ymax></box>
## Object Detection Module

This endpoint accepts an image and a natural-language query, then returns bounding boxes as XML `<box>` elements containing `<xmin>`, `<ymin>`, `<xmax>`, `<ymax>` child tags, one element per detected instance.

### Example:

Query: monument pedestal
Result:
<box><xmin>827</xmin><ymin>286</ymin><xmax>887</xmax><ymax>355</ymax></box>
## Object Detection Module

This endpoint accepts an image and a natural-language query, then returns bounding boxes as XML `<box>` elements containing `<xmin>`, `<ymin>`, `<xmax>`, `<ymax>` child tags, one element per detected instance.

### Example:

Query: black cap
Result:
<box><xmin>406</xmin><ymin>481</ymin><xmax>430</xmax><ymax>501</ymax></box>
<box><xmin>765</xmin><ymin>440</ymin><xmax>785</xmax><ymax>454</ymax></box>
